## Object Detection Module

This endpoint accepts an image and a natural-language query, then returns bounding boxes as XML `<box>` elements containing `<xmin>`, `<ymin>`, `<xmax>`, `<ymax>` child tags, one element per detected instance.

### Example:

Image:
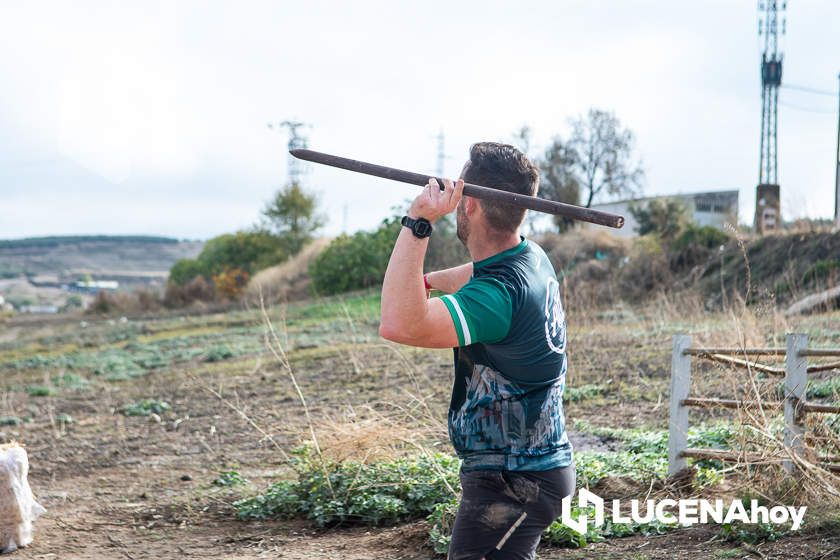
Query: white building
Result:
<box><xmin>589</xmin><ymin>190</ymin><xmax>739</xmax><ymax>238</ymax></box>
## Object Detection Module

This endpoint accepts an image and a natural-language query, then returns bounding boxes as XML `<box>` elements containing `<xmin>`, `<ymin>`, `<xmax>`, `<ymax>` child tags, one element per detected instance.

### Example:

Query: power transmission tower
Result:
<box><xmin>754</xmin><ymin>1</ymin><xmax>786</xmax><ymax>234</ymax></box>
<box><xmin>835</xmin><ymin>73</ymin><xmax>840</xmax><ymax>231</ymax></box>
<box><xmin>267</xmin><ymin>120</ymin><xmax>310</xmax><ymax>185</ymax></box>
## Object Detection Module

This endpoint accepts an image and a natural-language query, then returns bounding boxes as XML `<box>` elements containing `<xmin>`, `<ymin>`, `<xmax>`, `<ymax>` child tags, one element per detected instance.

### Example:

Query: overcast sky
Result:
<box><xmin>1</xmin><ymin>0</ymin><xmax>838</xmax><ymax>240</ymax></box>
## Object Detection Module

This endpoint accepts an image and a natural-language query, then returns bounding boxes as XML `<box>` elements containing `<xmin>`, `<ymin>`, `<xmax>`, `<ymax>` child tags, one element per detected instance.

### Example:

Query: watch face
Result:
<box><xmin>415</xmin><ymin>220</ymin><xmax>432</xmax><ymax>237</ymax></box>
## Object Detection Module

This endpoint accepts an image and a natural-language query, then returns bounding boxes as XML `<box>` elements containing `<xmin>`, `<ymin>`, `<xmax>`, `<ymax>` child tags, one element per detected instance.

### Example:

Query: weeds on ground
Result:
<box><xmin>213</xmin><ymin>470</ymin><xmax>248</xmax><ymax>487</ymax></box>
<box><xmin>236</xmin><ymin>445</ymin><xmax>459</xmax><ymax>526</ymax></box>
<box><xmin>122</xmin><ymin>399</ymin><xmax>171</xmax><ymax>417</ymax></box>
<box><xmin>564</xmin><ymin>383</ymin><xmax>605</xmax><ymax>403</ymax></box>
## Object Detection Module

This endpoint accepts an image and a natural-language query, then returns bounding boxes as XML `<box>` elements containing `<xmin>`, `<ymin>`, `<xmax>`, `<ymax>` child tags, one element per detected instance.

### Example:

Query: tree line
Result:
<box><xmin>163</xmin><ymin>107</ymin><xmax>652</xmax><ymax>305</ymax></box>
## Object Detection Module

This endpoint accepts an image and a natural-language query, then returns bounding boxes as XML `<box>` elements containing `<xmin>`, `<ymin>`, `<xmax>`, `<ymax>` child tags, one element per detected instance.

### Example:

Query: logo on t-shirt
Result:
<box><xmin>544</xmin><ymin>277</ymin><xmax>566</xmax><ymax>354</ymax></box>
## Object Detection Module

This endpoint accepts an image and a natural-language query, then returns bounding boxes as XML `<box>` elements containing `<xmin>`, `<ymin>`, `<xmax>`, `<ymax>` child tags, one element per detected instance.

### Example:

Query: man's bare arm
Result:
<box><xmin>426</xmin><ymin>263</ymin><xmax>473</xmax><ymax>294</ymax></box>
<box><xmin>379</xmin><ymin>178</ymin><xmax>465</xmax><ymax>348</ymax></box>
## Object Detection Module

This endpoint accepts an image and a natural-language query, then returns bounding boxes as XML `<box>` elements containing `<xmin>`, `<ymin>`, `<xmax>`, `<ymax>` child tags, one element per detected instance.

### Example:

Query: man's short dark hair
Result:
<box><xmin>462</xmin><ymin>142</ymin><xmax>539</xmax><ymax>234</ymax></box>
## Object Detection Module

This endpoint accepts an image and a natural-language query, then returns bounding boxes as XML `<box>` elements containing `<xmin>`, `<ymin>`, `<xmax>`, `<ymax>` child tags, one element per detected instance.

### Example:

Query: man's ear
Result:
<box><xmin>464</xmin><ymin>196</ymin><xmax>479</xmax><ymax>216</ymax></box>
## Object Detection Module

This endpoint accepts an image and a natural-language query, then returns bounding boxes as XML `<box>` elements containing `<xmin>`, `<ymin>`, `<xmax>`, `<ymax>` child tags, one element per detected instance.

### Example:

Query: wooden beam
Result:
<box><xmin>680</xmin><ymin>397</ymin><xmax>840</xmax><ymax>414</ymax></box>
<box><xmin>800</xmin><ymin>348</ymin><xmax>840</xmax><ymax>358</ymax></box>
<box><xmin>680</xmin><ymin>448</ymin><xmax>783</xmax><ymax>464</ymax></box>
<box><xmin>684</xmin><ymin>347</ymin><xmax>787</xmax><ymax>356</ymax></box>
<box><xmin>681</xmin><ymin>448</ymin><xmax>840</xmax><ymax>473</ymax></box>
<box><xmin>703</xmin><ymin>353</ymin><xmax>785</xmax><ymax>375</ymax></box>
<box><xmin>807</xmin><ymin>361</ymin><xmax>840</xmax><ymax>373</ymax></box>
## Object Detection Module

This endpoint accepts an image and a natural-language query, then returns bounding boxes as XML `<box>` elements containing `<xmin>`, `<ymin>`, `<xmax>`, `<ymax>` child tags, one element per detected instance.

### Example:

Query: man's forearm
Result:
<box><xmin>380</xmin><ymin>227</ymin><xmax>430</xmax><ymax>336</ymax></box>
<box><xmin>426</xmin><ymin>262</ymin><xmax>473</xmax><ymax>294</ymax></box>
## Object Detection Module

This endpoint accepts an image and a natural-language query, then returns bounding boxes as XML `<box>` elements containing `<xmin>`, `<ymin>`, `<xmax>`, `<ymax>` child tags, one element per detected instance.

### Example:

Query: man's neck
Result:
<box><xmin>467</xmin><ymin>230</ymin><xmax>522</xmax><ymax>263</ymax></box>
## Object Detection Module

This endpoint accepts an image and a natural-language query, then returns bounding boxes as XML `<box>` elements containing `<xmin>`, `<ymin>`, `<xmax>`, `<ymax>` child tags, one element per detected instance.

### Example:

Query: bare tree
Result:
<box><xmin>567</xmin><ymin>109</ymin><xmax>644</xmax><ymax>208</ymax></box>
<box><xmin>538</xmin><ymin>138</ymin><xmax>581</xmax><ymax>232</ymax></box>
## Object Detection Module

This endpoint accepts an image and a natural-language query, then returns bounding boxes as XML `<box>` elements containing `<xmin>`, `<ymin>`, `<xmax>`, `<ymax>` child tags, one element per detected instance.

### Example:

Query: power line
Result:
<box><xmin>778</xmin><ymin>100</ymin><xmax>837</xmax><ymax>115</ymax></box>
<box><xmin>781</xmin><ymin>83</ymin><xmax>838</xmax><ymax>97</ymax></box>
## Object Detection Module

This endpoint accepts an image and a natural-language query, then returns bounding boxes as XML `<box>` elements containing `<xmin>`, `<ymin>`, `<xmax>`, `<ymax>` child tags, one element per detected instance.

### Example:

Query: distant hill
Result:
<box><xmin>0</xmin><ymin>235</ymin><xmax>204</xmax><ymax>280</ymax></box>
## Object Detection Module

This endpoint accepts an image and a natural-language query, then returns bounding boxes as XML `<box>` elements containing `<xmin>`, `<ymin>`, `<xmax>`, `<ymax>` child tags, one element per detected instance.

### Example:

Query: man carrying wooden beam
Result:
<box><xmin>379</xmin><ymin>142</ymin><xmax>575</xmax><ymax>560</ymax></box>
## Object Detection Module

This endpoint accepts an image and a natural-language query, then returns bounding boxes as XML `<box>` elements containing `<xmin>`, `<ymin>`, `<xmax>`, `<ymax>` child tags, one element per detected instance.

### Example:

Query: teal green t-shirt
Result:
<box><xmin>439</xmin><ymin>238</ymin><xmax>572</xmax><ymax>472</ymax></box>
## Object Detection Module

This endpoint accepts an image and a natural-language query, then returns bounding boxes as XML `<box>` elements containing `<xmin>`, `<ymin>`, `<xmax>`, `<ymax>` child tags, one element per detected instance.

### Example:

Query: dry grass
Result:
<box><xmin>245</xmin><ymin>238</ymin><xmax>330</xmax><ymax>305</ymax></box>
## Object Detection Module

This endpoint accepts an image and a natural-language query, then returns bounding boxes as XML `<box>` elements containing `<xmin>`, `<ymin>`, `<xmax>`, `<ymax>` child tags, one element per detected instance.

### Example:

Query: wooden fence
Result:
<box><xmin>668</xmin><ymin>333</ymin><xmax>840</xmax><ymax>476</ymax></box>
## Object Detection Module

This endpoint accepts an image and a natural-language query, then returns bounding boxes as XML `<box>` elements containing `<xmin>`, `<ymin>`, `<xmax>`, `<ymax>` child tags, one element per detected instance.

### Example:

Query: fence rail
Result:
<box><xmin>668</xmin><ymin>333</ymin><xmax>840</xmax><ymax>476</ymax></box>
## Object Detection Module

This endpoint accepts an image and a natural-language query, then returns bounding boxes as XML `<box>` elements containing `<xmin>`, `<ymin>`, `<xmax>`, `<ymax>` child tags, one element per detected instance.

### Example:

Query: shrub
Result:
<box><xmin>211</xmin><ymin>268</ymin><xmax>250</xmax><ymax>300</ymax></box>
<box><xmin>235</xmin><ymin>446</ymin><xmax>460</xmax><ymax>526</ymax></box>
<box><xmin>617</xmin><ymin>236</ymin><xmax>672</xmax><ymax>300</ymax></box>
<box><xmin>427</xmin><ymin>498</ymin><xmax>459</xmax><ymax>554</ymax></box>
<box><xmin>87</xmin><ymin>290</ymin><xmax>120</xmax><ymax>315</ymax></box>
<box><xmin>629</xmin><ymin>198</ymin><xmax>690</xmax><ymax>241</ymax></box>
<box><xmin>670</xmin><ymin>225</ymin><xmax>731</xmax><ymax>270</ymax></box>
<box><xmin>169</xmin><ymin>230</ymin><xmax>287</xmax><ymax>287</ymax></box>
<box><xmin>309</xmin><ymin>217</ymin><xmax>401</xmax><ymax>295</ymax></box>
<box><xmin>164</xmin><ymin>276</ymin><xmax>216</xmax><ymax>308</ymax></box>
<box><xmin>801</xmin><ymin>259</ymin><xmax>840</xmax><ymax>287</ymax></box>
<box><xmin>309</xmin><ymin>215</ymin><xmax>468</xmax><ymax>296</ymax></box>
<box><xmin>169</xmin><ymin>258</ymin><xmax>206</xmax><ymax>286</ymax></box>
<box><xmin>61</xmin><ymin>295</ymin><xmax>84</xmax><ymax>312</ymax></box>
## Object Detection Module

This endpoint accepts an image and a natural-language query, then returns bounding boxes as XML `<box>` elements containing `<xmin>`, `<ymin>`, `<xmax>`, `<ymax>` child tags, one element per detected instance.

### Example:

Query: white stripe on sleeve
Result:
<box><xmin>443</xmin><ymin>295</ymin><xmax>472</xmax><ymax>346</ymax></box>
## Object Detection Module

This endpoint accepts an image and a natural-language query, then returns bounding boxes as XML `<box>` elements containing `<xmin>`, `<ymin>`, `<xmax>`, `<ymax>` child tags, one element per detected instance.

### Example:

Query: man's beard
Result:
<box><xmin>456</xmin><ymin>203</ymin><xmax>469</xmax><ymax>245</ymax></box>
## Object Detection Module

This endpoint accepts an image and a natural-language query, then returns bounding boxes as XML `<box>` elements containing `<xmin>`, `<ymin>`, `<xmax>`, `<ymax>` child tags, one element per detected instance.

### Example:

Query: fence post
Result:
<box><xmin>668</xmin><ymin>335</ymin><xmax>692</xmax><ymax>476</ymax></box>
<box><xmin>783</xmin><ymin>333</ymin><xmax>808</xmax><ymax>474</ymax></box>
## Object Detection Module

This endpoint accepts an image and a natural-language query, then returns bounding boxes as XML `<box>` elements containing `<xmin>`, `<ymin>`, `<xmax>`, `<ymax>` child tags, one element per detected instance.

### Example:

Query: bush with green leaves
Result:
<box><xmin>670</xmin><ymin>225</ymin><xmax>731</xmax><ymax>269</ymax></box>
<box><xmin>309</xmin><ymin>217</ymin><xmax>401</xmax><ymax>296</ymax></box>
<box><xmin>236</xmin><ymin>446</ymin><xmax>460</xmax><ymax>526</ymax></box>
<box><xmin>169</xmin><ymin>229</ymin><xmax>287</xmax><ymax>286</ymax></box>
<box><xmin>629</xmin><ymin>198</ymin><xmax>690</xmax><ymax>241</ymax></box>
<box><xmin>309</xmin><ymin>213</ymin><xmax>470</xmax><ymax>296</ymax></box>
<box><xmin>427</xmin><ymin>498</ymin><xmax>459</xmax><ymax>554</ymax></box>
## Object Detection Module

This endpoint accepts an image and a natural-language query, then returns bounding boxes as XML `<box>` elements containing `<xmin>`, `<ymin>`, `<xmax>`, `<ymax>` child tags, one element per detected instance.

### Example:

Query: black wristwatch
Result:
<box><xmin>401</xmin><ymin>215</ymin><xmax>434</xmax><ymax>239</ymax></box>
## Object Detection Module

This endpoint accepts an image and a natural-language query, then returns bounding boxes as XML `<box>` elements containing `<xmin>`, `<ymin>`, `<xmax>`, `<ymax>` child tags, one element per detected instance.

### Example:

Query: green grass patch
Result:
<box><xmin>284</xmin><ymin>292</ymin><xmax>380</xmax><ymax>325</ymax></box>
<box><xmin>565</xmin><ymin>384</ymin><xmax>605</xmax><ymax>403</ymax></box>
<box><xmin>213</xmin><ymin>470</ymin><xmax>248</xmax><ymax>487</ymax></box>
<box><xmin>26</xmin><ymin>385</ymin><xmax>55</xmax><ymax>397</ymax></box>
<box><xmin>807</xmin><ymin>377</ymin><xmax>840</xmax><ymax>400</ymax></box>
<box><xmin>122</xmin><ymin>399</ymin><xmax>171</xmax><ymax>417</ymax></box>
<box><xmin>203</xmin><ymin>344</ymin><xmax>238</xmax><ymax>362</ymax></box>
<box><xmin>51</xmin><ymin>372</ymin><xmax>90</xmax><ymax>390</ymax></box>
<box><xmin>573</xmin><ymin>421</ymin><xmax>736</xmax><ymax>480</ymax></box>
